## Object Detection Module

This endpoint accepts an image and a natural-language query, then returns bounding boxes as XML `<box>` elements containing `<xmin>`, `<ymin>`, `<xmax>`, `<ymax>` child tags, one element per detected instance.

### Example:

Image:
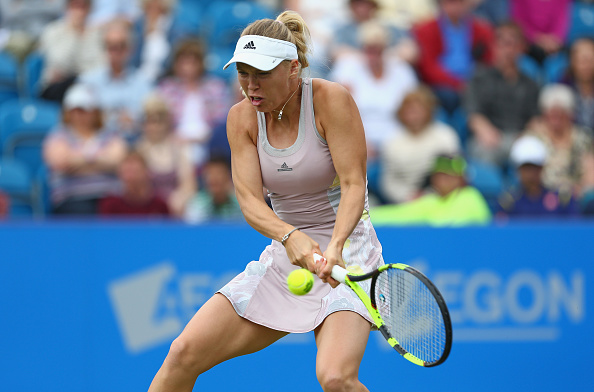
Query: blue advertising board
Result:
<box><xmin>0</xmin><ymin>221</ymin><xmax>591</xmax><ymax>391</ymax></box>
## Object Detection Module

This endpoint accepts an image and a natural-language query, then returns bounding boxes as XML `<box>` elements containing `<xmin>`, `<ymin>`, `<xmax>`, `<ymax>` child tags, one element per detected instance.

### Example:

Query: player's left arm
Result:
<box><xmin>313</xmin><ymin>79</ymin><xmax>367</xmax><ymax>286</ymax></box>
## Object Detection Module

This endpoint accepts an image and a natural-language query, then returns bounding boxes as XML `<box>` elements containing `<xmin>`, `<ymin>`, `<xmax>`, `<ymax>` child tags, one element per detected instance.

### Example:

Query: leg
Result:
<box><xmin>148</xmin><ymin>293</ymin><xmax>288</xmax><ymax>392</ymax></box>
<box><xmin>314</xmin><ymin>311</ymin><xmax>371</xmax><ymax>392</ymax></box>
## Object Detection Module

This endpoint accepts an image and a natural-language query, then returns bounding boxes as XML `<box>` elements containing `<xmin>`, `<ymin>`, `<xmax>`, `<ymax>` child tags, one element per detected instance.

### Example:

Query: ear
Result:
<box><xmin>289</xmin><ymin>59</ymin><xmax>300</xmax><ymax>79</ymax></box>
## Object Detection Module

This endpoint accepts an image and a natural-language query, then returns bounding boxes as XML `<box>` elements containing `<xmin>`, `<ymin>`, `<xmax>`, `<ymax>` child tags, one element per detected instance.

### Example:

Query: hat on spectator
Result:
<box><xmin>63</xmin><ymin>84</ymin><xmax>99</xmax><ymax>111</ymax></box>
<box><xmin>432</xmin><ymin>155</ymin><xmax>467</xmax><ymax>176</ymax></box>
<box><xmin>510</xmin><ymin>135</ymin><xmax>548</xmax><ymax>167</ymax></box>
<box><xmin>539</xmin><ymin>84</ymin><xmax>576</xmax><ymax>113</ymax></box>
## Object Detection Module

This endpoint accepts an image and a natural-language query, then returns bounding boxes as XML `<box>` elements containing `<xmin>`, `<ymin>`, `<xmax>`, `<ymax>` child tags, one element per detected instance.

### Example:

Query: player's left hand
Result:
<box><xmin>315</xmin><ymin>244</ymin><xmax>344</xmax><ymax>288</ymax></box>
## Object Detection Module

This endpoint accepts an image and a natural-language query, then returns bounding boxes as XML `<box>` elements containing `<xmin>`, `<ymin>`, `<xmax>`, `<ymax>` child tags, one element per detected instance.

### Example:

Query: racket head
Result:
<box><xmin>370</xmin><ymin>263</ymin><xmax>452</xmax><ymax>367</ymax></box>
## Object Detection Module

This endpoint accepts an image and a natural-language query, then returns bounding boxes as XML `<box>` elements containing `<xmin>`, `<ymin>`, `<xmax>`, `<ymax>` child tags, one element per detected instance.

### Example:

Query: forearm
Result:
<box><xmin>237</xmin><ymin>191</ymin><xmax>294</xmax><ymax>243</ymax></box>
<box><xmin>328</xmin><ymin>181</ymin><xmax>366</xmax><ymax>252</ymax></box>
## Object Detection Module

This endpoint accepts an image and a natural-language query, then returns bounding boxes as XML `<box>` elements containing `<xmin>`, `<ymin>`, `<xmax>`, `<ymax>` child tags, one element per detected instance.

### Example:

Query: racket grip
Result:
<box><xmin>313</xmin><ymin>253</ymin><xmax>347</xmax><ymax>284</ymax></box>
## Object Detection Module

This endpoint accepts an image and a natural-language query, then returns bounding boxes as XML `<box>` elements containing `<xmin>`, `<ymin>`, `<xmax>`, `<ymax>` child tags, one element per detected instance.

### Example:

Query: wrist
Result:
<box><xmin>281</xmin><ymin>227</ymin><xmax>299</xmax><ymax>247</ymax></box>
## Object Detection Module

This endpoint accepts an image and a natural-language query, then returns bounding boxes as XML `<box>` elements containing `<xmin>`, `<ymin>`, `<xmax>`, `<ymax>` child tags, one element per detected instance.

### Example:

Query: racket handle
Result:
<box><xmin>312</xmin><ymin>253</ymin><xmax>348</xmax><ymax>284</ymax></box>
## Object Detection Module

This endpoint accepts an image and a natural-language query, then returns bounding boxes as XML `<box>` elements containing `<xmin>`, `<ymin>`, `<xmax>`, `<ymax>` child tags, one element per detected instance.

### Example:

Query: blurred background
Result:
<box><xmin>0</xmin><ymin>0</ymin><xmax>592</xmax><ymax>391</ymax></box>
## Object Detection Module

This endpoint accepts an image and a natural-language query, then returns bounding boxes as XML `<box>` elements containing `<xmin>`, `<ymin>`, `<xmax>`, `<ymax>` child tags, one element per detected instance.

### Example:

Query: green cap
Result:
<box><xmin>432</xmin><ymin>155</ymin><xmax>467</xmax><ymax>176</ymax></box>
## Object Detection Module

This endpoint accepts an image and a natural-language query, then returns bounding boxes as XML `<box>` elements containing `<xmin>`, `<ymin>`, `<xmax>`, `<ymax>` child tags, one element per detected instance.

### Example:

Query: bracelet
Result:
<box><xmin>281</xmin><ymin>228</ymin><xmax>299</xmax><ymax>246</ymax></box>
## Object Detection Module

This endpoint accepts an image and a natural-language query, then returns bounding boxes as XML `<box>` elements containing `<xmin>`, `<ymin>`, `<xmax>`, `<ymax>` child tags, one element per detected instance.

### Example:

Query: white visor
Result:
<box><xmin>223</xmin><ymin>35</ymin><xmax>298</xmax><ymax>71</ymax></box>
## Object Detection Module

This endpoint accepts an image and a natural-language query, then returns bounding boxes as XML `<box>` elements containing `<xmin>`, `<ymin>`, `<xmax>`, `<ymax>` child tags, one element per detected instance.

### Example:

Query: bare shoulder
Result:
<box><xmin>311</xmin><ymin>78</ymin><xmax>361</xmax><ymax>136</ymax></box>
<box><xmin>227</xmin><ymin>98</ymin><xmax>258</xmax><ymax>145</ymax></box>
<box><xmin>311</xmin><ymin>78</ymin><xmax>352</xmax><ymax>109</ymax></box>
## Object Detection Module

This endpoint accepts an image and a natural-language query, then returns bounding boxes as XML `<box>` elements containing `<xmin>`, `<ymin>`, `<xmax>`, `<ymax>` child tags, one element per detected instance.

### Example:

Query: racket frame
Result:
<box><xmin>328</xmin><ymin>261</ymin><xmax>452</xmax><ymax>367</ymax></box>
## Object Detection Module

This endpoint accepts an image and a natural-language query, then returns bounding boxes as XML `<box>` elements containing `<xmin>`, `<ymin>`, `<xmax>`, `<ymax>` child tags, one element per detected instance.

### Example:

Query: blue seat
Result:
<box><xmin>466</xmin><ymin>159</ymin><xmax>504</xmax><ymax>211</ymax></box>
<box><xmin>0</xmin><ymin>157</ymin><xmax>35</xmax><ymax>216</ymax></box>
<box><xmin>517</xmin><ymin>55</ymin><xmax>543</xmax><ymax>85</ymax></box>
<box><xmin>0</xmin><ymin>99</ymin><xmax>61</xmax><ymax>174</ymax></box>
<box><xmin>205</xmin><ymin>47</ymin><xmax>236</xmax><ymax>81</ymax></box>
<box><xmin>0</xmin><ymin>52</ymin><xmax>20</xmax><ymax>106</ymax></box>
<box><xmin>568</xmin><ymin>2</ymin><xmax>594</xmax><ymax>43</ymax></box>
<box><xmin>201</xmin><ymin>1</ymin><xmax>275</xmax><ymax>52</ymax></box>
<box><xmin>542</xmin><ymin>52</ymin><xmax>569</xmax><ymax>84</ymax></box>
<box><xmin>21</xmin><ymin>51</ymin><xmax>44</xmax><ymax>98</ymax></box>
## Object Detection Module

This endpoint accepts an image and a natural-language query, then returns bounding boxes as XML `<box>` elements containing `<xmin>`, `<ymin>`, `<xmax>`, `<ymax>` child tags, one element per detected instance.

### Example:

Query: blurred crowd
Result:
<box><xmin>0</xmin><ymin>0</ymin><xmax>593</xmax><ymax>226</ymax></box>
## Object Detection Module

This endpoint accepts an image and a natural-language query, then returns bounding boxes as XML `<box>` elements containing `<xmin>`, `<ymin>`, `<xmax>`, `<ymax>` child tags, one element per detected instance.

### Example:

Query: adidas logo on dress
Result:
<box><xmin>277</xmin><ymin>162</ymin><xmax>293</xmax><ymax>172</ymax></box>
<box><xmin>243</xmin><ymin>41</ymin><xmax>256</xmax><ymax>50</ymax></box>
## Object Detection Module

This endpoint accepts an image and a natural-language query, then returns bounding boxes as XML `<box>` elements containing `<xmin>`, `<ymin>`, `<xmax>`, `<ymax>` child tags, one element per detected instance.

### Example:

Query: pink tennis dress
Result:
<box><xmin>218</xmin><ymin>78</ymin><xmax>384</xmax><ymax>333</ymax></box>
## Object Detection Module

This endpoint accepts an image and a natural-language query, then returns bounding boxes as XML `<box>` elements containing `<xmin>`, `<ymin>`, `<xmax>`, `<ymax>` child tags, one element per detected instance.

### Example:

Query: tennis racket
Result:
<box><xmin>314</xmin><ymin>254</ymin><xmax>452</xmax><ymax>367</ymax></box>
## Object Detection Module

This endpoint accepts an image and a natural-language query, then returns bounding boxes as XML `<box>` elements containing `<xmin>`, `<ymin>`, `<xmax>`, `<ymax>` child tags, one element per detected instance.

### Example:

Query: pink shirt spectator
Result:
<box><xmin>510</xmin><ymin>0</ymin><xmax>571</xmax><ymax>44</ymax></box>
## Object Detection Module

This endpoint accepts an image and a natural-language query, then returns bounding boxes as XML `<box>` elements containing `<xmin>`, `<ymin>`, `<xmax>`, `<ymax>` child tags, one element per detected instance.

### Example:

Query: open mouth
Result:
<box><xmin>250</xmin><ymin>96</ymin><xmax>263</xmax><ymax>105</ymax></box>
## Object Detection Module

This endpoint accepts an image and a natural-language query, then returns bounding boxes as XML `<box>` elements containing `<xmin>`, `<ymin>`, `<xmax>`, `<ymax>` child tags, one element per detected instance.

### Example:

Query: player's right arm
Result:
<box><xmin>227</xmin><ymin>101</ymin><xmax>322</xmax><ymax>269</ymax></box>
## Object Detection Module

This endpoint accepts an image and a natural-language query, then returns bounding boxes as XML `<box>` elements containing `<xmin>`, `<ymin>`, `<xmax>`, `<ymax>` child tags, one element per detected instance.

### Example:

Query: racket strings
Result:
<box><xmin>375</xmin><ymin>268</ymin><xmax>446</xmax><ymax>364</ymax></box>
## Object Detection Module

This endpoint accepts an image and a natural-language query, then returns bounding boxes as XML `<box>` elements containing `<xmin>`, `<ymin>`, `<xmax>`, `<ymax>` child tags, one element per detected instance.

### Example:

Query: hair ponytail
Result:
<box><xmin>241</xmin><ymin>10</ymin><xmax>311</xmax><ymax>69</ymax></box>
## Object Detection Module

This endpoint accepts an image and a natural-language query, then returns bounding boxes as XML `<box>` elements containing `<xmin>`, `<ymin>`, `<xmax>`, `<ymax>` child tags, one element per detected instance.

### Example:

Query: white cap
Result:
<box><xmin>510</xmin><ymin>135</ymin><xmax>548</xmax><ymax>167</ymax></box>
<box><xmin>223</xmin><ymin>35</ymin><xmax>298</xmax><ymax>71</ymax></box>
<box><xmin>539</xmin><ymin>83</ymin><xmax>576</xmax><ymax>113</ymax></box>
<box><xmin>63</xmin><ymin>84</ymin><xmax>99</xmax><ymax>111</ymax></box>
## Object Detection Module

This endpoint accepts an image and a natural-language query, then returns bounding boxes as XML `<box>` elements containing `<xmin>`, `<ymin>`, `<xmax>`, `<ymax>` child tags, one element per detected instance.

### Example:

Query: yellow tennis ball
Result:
<box><xmin>287</xmin><ymin>268</ymin><xmax>314</xmax><ymax>296</ymax></box>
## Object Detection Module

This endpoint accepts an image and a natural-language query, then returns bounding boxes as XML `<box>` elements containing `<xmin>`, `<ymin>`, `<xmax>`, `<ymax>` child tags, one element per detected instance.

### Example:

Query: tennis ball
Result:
<box><xmin>287</xmin><ymin>268</ymin><xmax>314</xmax><ymax>296</ymax></box>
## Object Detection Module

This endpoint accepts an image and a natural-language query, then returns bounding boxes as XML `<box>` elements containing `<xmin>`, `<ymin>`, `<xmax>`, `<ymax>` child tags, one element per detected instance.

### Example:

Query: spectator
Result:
<box><xmin>563</xmin><ymin>38</ymin><xmax>594</xmax><ymax>132</ymax></box>
<box><xmin>99</xmin><ymin>151</ymin><xmax>170</xmax><ymax>216</ymax></box>
<box><xmin>380</xmin><ymin>87</ymin><xmax>460</xmax><ymax>204</ymax></box>
<box><xmin>43</xmin><ymin>83</ymin><xmax>127</xmax><ymax>215</ymax></box>
<box><xmin>131</xmin><ymin>0</ymin><xmax>177</xmax><ymax>83</ymax></box>
<box><xmin>0</xmin><ymin>0</ymin><xmax>64</xmax><ymax>61</ymax></box>
<box><xmin>79</xmin><ymin>19</ymin><xmax>153</xmax><ymax>140</ymax></box>
<box><xmin>39</xmin><ymin>0</ymin><xmax>105</xmax><ymax>102</ymax></box>
<box><xmin>158</xmin><ymin>38</ymin><xmax>231</xmax><ymax>169</ymax></box>
<box><xmin>184</xmin><ymin>156</ymin><xmax>243</xmax><ymax>224</ymax></box>
<box><xmin>473</xmin><ymin>0</ymin><xmax>509</xmax><ymax>27</ymax></box>
<box><xmin>135</xmin><ymin>93</ymin><xmax>196</xmax><ymax>217</ymax></box>
<box><xmin>331</xmin><ymin>0</ymin><xmax>418</xmax><ymax>64</ymax></box>
<box><xmin>528</xmin><ymin>84</ymin><xmax>594</xmax><ymax>197</ymax></box>
<box><xmin>330</xmin><ymin>20</ymin><xmax>418</xmax><ymax>162</ymax></box>
<box><xmin>510</xmin><ymin>0</ymin><xmax>571</xmax><ymax>64</ymax></box>
<box><xmin>465</xmin><ymin>21</ymin><xmax>540</xmax><ymax>168</ymax></box>
<box><xmin>0</xmin><ymin>190</ymin><xmax>9</xmax><ymax>218</ymax></box>
<box><xmin>87</xmin><ymin>0</ymin><xmax>141</xmax><ymax>27</ymax></box>
<box><xmin>282</xmin><ymin>0</ymin><xmax>349</xmax><ymax>77</ymax></box>
<box><xmin>413</xmin><ymin>0</ymin><xmax>495</xmax><ymax>114</ymax></box>
<box><xmin>371</xmin><ymin>155</ymin><xmax>492</xmax><ymax>226</ymax></box>
<box><xmin>498</xmin><ymin>134</ymin><xmax>579</xmax><ymax>218</ymax></box>
<box><xmin>375</xmin><ymin>0</ymin><xmax>437</xmax><ymax>30</ymax></box>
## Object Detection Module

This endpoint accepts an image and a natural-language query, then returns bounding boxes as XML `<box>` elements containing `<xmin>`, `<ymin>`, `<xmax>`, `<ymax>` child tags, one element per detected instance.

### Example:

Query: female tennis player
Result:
<box><xmin>148</xmin><ymin>10</ymin><xmax>384</xmax><ymax>392</ymax></box>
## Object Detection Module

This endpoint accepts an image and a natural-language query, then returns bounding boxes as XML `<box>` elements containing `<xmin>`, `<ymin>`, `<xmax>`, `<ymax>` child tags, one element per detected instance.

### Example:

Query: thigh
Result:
<box><xmin>314</xmin><ymin>311</ymin><xmax>371</xmax><ymax>376</ymax></box>
<box><xmin>175</xmin><ymin>293</ymin><xmax>288</xmax><ymax>372</ymax></box>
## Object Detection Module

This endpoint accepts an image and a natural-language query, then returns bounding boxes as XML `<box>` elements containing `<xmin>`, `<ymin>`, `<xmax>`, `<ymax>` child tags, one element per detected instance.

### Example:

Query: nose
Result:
<box><xmin>246</xmin><ymin>74</ymin><xmax>259</xmax><ymax>91</ymax></box>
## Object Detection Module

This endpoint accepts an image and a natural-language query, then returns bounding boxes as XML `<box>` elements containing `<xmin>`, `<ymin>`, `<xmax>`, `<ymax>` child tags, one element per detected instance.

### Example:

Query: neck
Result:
<box><xmin>524</xmin><ymin>183</ymin><xmax>543</xmax><ymax>198</ymax></box>
<box><xmin>124</xmin><ymin>183</ymin><xmax>151</xmax><ymax>202</ymax></box>
<box><xmin>273</xmin><ymin>79</ymin><xmax>301</xmax><ymax>121</ymax></box>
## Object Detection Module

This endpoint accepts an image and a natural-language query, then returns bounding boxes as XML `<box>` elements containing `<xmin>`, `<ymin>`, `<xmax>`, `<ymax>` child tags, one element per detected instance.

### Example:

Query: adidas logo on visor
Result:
<box><xmin>243</xmin><ymin>41</ymin><xmax>256</xmax><ymax>50</ymax></box>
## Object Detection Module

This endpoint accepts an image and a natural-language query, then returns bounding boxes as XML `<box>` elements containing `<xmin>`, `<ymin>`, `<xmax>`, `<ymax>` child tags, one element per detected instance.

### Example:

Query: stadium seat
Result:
<box><xmin>517</xmin><ymin>55</ymin><xmax>542</xmax><ymax>85</ymax></box>
<box><xmin>466</xmin><ymin>159</ymin><xmax>504</xmax><ymax>212</ymax></box>
<box><xmin>21</xmin><ymin>51</ymin><xmax>44</xmax><ymax>98</ymax></box>
<box><xmin>0</xmin><ymin>51</ymin><xmax>20</xmax><ymax>105</ymax></box>
<box><xmin>170</xmin><ymin>0</ymin><xmax>203</xmax><ymax>39</ymax></box>
<box><xmin>542</xmin><ymin>52</ymin><xmax>569</xmax><ymax>84</ymax></box>
<box><xmin>204</xmin><ymin>46</ymin><xmax>235</xmax><ymax>80</ymax></box>
<box><xmin>201</xmin><ymin>1</ymin><xmax>275</xmax><ymax>52</ymax></box>
<box><xmin>0</xmin><ymin>99</ymin><xmax>61</xmax><ymax>175</ymax></box>
<box><xmin>568</xmin><ymin>2</ymin><xmax>594</xmax><ymax>43</ymax></box>
<box><xmin>0</xmin><ymin>157</ymin><xmax>35</xmax><ymax>216</ymax></box>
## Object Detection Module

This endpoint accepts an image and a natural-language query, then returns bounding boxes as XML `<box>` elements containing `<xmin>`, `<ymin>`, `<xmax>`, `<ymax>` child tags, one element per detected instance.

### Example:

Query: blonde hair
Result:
<box><xmin>241</xmin><ymin>10</ymin><xmax>311</xmax><ymax>69</ymax></box>
<box><xmin>143</xmin><ymin>92</ymin><xmax>170</xmax><ymax>116</ymax></box>
<box><xmin>397</xmin><ymin>86</ymin><xmax>437</xmax><ymax>127</ymax></box>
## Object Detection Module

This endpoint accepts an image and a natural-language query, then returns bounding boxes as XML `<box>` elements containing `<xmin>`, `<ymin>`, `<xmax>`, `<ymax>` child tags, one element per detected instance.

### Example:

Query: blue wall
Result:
<box><xmin>0</xmin><ymin>221</ymin><xmax>591</xmax><ymax>391</ymax></box>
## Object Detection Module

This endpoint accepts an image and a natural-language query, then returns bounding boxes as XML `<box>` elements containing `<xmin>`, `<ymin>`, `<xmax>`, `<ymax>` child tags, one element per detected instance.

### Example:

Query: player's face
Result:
<box><xmin>236</xmin><ymin>61</ymin><xmax>296</xmax><ymax>113</ymax></box>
